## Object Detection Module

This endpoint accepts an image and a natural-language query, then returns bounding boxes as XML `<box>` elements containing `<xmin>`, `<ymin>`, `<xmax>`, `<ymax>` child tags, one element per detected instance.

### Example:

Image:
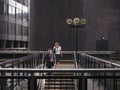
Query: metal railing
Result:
<box><xmin>77</xmin><ymin>52</ymin><xmax>120</xmax><ymax>90</ymax></box>
<box><xmin>78</xmin><ymin>53</ymin><xmax>120</xmax><ymax>68</ymax></box>
<box><xmin>0</xmin><ymin>51</ymin><xmax>120</xmax><ymax>90</ymax></box>
<box><xmin>0</xmin><ymin>52</ymin><xmax>44</xmax><ymax>90</ymax></box>
<box><xmin>0</xmin><ymin>68</ymin><xmax>120</xmax><ymax>90</ymax></box>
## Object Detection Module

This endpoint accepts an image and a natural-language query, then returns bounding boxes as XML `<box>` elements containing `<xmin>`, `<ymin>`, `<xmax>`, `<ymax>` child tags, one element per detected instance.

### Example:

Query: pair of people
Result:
<box><xmin>45</xmin><ymin>42</ymin><xmax>63</xmax><ymax>69</ymax></box>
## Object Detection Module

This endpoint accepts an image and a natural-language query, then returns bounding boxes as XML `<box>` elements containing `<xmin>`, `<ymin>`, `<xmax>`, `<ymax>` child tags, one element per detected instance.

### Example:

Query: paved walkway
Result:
<box><xmin>56</xmin><ymin>59</ymin><xmax>104</xmax><ymax>90</ymax></box>
<box><xmin>56</xmin><ymin>60</ymin><xmax>75</xmax><ymax>69</ymax></box>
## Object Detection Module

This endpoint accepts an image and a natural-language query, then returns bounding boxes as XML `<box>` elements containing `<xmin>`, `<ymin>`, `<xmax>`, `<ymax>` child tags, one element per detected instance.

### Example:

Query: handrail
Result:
<box><xmin>79</xmin><ymin>51</ymin><xmax>115</xmax><ymax>54</ymax></box>
<box><xmin>0</xmin><ymin>68</ymin><xmax>120</xmax><ymax>73</ymax></box>
<box><xmin>0</xmin><ymin>53</ymin><xmax>40</xmax><ymax>66</ymax></box>
<box><xmin>0</xmin><ymin>50</ymin><xmax>115</xmax><ymax>54</ymax></box>
<box><xmin>80</xmin><ymin>53</ymin><xmax>120</xmax><ymax>68</ymax></box>
<box><xmin>73</xmin><ymin>52</ymin><xmax>78</xmax><ymax>69</ymax></box>
<box><xmin>0</xmin><ymin>68</ymin><xmax>119</xmax><ymax>90</ymax></box>
<box><xmin>0</xmin><ymin>52</ymin><xmax>45</xmax><ymax>90</ymax></box>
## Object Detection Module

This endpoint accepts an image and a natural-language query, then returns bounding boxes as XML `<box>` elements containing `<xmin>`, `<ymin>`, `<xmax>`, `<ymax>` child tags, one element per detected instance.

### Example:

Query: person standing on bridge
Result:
<box><xmin>53</xmin><ymin>42</ymin><xmax>63</xmax><ymax>68</ymax></box>
<box><xmin>45</xmin><ymin>48</ymin><xmax>56</xmax><ymax>68</ymax></box>
<box><xmin>45</xmin><ymin>48</ymin><xmax>56</xmax><ymax>75</ymax></box>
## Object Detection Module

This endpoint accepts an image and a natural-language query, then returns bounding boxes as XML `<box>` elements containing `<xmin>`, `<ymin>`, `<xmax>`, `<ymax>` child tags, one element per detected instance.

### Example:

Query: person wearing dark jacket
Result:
<box><xmin>44</xmin><ymin>48</ymin><xmax>56</xmax><ymax>75</ymax></box>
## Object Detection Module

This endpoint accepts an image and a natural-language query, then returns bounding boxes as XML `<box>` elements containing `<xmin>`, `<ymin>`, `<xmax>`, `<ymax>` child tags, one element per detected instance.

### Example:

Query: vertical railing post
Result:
<box><xmin>114</xmin><ymin>73</ymin><xmax>117</xmax><ymax>90</ymax></box>
<box><xmin>78</xmin><ymin>74</ymin><xmax>87</xmax><ymax>90</ymax></box>
<box><xmin>10</xmin><ymin>62</ymin><xmax>14</xmax><ymax>90</ymax></box>
<box><xmin>103</xmin><ymin>62</ymin><xmax>106</xmax><ymax>90</ymax></box>
<box><xmin>0</xmin><ymin>64</ymin><xmax>7</xmax><ymax>90</ymax></box>
<box><xmin>41</xmin><ymin>52</ymin><xmax>45</xmax><ymax>68</ymax></box>
<box><xmin>13</xmin><ymin>52</ymin><xmax>15</xmax><ymax>59</ymax></box>
<box><xmin>35</xmin><ymin>56</ymin><xmax>37</xmax><ymax>68</ymax></box>
<box><xmin>28</xmin><ymin>73</ymin><xmax>37</xmax><ymax>90</ymax></box>
<box><xmin>17</xmin><ymin>62</ymin><xmax>20</xmax><ymax>85</ymax></box>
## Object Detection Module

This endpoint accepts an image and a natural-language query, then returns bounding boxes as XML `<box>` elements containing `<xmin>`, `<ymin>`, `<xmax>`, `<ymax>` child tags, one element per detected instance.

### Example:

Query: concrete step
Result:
<box><xmin>44</xmin><ymin>59</ymin><xmax>75</xmax><ymax>90</ymax></box>
<box><xmin>57</xmin><ymin>60</ymin><xmax>75</xmax><ymax>69</ymax></box>
<box><xmin>45</xmin><ymin>86</ymin><xmax>75</xmax><ymax>89</ymax></box>
<box><xmin>45</xmin><ymin>79</ymin><xmax>74</xmax><ymax>83</ymax></box>
<box><xmin>59</xmin><ymin>60</ymin><xmax>74</xmax><ymax>64</ymax></box>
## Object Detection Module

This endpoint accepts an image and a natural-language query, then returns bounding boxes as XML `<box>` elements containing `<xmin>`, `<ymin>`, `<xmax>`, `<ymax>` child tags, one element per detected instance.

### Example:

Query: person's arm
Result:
<box><xmin>60</xmin><ymin>47</ymin><xmax>63</xmax><ymax>57</ymax></box>
<box><xmin>44</xmin><ymin>54</ymin><xmax>48</xmax><ymax>64</ymax></box>
<box><xmin>53</xmin><ymin>54</ymin><xmax>56</xmax><ymax>64</ymax></box>
<box><xmin>53</xmin><ymin>46</ymin><xmax>55</xmax><ymax>53</ymax></box>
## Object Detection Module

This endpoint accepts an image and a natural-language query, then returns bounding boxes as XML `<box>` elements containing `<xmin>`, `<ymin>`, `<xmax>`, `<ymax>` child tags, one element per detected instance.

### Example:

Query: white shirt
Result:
<box><xmin>54</xmin><ymin>46</ymin><xmax>61</xmax><ymax>54</ymax></box>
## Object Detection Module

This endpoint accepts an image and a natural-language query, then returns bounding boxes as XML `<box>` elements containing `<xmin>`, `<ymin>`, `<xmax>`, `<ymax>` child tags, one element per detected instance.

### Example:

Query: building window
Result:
<box><xmin>0</xmin><ymin>2</ymin><xmax>4</xmax><ymax>15</ymax></box>
<box><xmin>16</xmin><ymin>24</ymin><xmax>22</xmax><ymax>35</ymax></box>
<box><xmin>0</xmin><ymin>0</ymin><xmax>29</xmax><ymax>50</ymax></box>
<box><xmin>15</xmin><ymin>0</ymin><xmax>28</xmax><ymax>6</ymax></box>
<box><xmin>3</xmin><ymin>3</ymin><xmax>8</xmax><ymax>16</ymax></box>
<box><xmin>23</xmin><ymin>0</ymin><xmax>28</xmax><ymax>6</ymax></box>
<box><xmin>23</xmin><ymin>6</ymin><xmax>28</xmax><ymax>22</ymax></box>
<box><xmin>9</xmin><ymin>5</ymin><xmax>15</xmax><ymax>18</ymax></box>
<box><xmin>0</xmin><ymin>21</ymin><xmax>8</xmax><ymax>34</ymax></box>
<box><xmin>3</xmin><ymin>21</ymin><xmax>8</xmax><ymax>34</ymax></box>
<box><xmin>22</xmin><ymin>26</ymin><xmax>28</xmax><ymax>36</ymax></box>
<box><xmin>9</xmin><ymin>23</ymin><xmax>15</xmax><ymax>35</ymax></box>
<box><xmin>0</xmin><ymin>21</ymin><xmax>2</xmax><ymax>34</ymax></box>
<box><xmin>16</xmin><ymin>8</ymin><xmax>22</xmax><ymax>20</ymax></box>
<box><xmin>13</xmin><ymin>41</ymin><xmax>18</xmax><ymax>48</ymax></box>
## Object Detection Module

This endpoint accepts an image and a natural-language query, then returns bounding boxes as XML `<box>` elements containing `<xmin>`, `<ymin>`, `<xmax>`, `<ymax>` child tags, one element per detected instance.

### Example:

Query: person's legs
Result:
<box><xmin>55</xmin><ymin>54</ymin><xmax>60</xmax><ymax>68</ymax></box>
<box><xmin>55</xmin><ymin>61</ymin><xmax>59</xmax><ymax>69</ymax></box>
<box><xmin>47</xmin><ymin>62</ymin><xmax>53</xmax><ymax>75</ymax></box>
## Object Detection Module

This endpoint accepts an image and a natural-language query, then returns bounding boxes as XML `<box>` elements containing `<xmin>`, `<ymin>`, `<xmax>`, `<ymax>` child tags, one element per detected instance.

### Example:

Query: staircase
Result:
<box><xmin>44</xmin><ymin>60</ymin><xmax>76</xmax><ymax>90</ymax></box>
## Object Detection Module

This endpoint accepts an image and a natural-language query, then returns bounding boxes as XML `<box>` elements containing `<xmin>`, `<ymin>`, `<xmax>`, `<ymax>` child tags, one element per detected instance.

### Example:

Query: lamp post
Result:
<box><xmin>66</xmin><ymin>17</ymin><xmax>86</xmax><ymax>52</ymax></box>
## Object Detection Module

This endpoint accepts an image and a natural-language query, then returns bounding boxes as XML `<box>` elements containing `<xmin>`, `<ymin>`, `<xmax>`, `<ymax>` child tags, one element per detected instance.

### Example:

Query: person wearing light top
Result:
<box><xmin>53</xmin><ymin>42</ymin><xmax>63</xmax><ymax>68</ymax></box>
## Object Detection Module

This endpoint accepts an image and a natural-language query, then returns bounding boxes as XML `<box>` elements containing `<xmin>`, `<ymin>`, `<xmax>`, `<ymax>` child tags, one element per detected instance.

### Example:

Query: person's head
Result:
<box><xmin>55</xmin><ymin>42</ymin><xmax>60</xmax><ymax>47</ymax></box>
<box><xmin>48</xmin><ymin>48</ymin><xmax>53</xmax><ymax>54</ymax></box>
<box><xmin>100</xmin><ymin>37</ymin><xmax>105</xmax><ymax>40</ymax></box>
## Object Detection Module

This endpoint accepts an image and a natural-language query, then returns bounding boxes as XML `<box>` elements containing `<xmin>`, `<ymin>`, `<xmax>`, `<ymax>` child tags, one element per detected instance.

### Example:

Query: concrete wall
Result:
<box><xmin>83</xmin><ymin>0</ymin><xmax>120</xmax><ymax>51</ymax></box>
<box><xmin>30</xmin><ymin>0</ymin><xmax>84</xmax><ymax>51</ymax></box>
<box><xmin>30</xmin><ymin>0</ymin><xmax>120</xmax><ymax>51</ymax></box>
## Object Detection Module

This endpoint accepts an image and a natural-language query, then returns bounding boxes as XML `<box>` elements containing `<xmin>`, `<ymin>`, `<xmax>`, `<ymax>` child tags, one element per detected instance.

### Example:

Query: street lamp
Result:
<box><xmin>66</xmin><ymin>17</ymin><xmax>86</xmax><ymax>52</ymax></box>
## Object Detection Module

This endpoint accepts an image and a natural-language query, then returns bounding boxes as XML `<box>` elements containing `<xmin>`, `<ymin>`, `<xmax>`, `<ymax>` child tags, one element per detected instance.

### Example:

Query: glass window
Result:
<box><xmin>0</xmin><ymin>21</ymin><xmax>3</xmax><ymax>34</ymax></box>
<box><xmin>8</xmin><ymin>5</ymin><xmax>11</xmax><ymax>13</ymax></box>
<box><xmin>0</xmin><ymin>21</ymin><xmax>7</xmax><ymax>34</ymax></box>
<box><xmin>16</xmin><ymin>8</ymin><xmax>19</xmax><ymax>19</ymax></box>
<box><xmin>15</xmin><ymin>1</ymin><xmax>28</xmax><ymax>21</ymax></box>
<box><xmin>9</xmin><ymin>23</ymin><xmax>12</xmax><ymax>35</ymax></box>
<box><xmin>12</xmin><ymin>23</ymin><xmax>15</xmax><ymax>35</ymax></box>
<box><xmin>22</xmin><ymin>26</ymin><xmax>28</xmax><ymax>36</ymax></box>
<box><xmin>23</xmin><ymin>6</ymin><xmax>28</xmax><ymax>21</ymax></box>
<box><xmin>9</xmin><ymin>23</ymin><xmax>15</xmax><ymax>35</ymax></box>
<box><xmin>0</xmin><ymin>2</ymin><xmax>4</xmax><ymax>15</ymax></box>
<box><xmin>9</xmin><ymin>5</ymin><xmax>15</xmax><ymax>18</ymax></box>
<box><xmin>16</xmin><ymin>24</ymin><xmax>22</xmax><ymax>35</ymax></box>
<box><xmin>16</xmin><ymin>8</ymin><xmax>22</xmax><ymax>20</ymax></box>
<box><xmin>23</xmin><ymin>0</ymin><xmax>28</xmax><ymax>6</ymax></box>
<box><xmin>4</xmin><ymin>3</ymin><xmax>8</xmax><ymax>16</ymax></box>
<box><xmin>17</xmin><ymin>0</ymin><xmax>23</xmax><ymax>4</ymax></box>
<box><xmin>3</xmin><ymin>21</ymin><xmax>8</xmax><ymax>34</ymax></box>
<box><xmin>15</xmin><ymin>0</ymin><xmax>28</xmax><ymax>6</ymax></box>
<box><xmin>23</xmin><ymin>11</ymin><xmax>28</xmax><ymax>21</ymax></box>
<box><xmin>12</xmin><ymin>6</ymin><xmax>15</xmax><ymax>18</ymax></box>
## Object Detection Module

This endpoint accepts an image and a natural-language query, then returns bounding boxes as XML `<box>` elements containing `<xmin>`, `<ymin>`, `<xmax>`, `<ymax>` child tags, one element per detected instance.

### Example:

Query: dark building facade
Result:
<box><xmin>30</xmin><ymin>0</ymin><xmax>120</xmax><ymax>51</ymax></box>
<box><xmin>0</xmin><ymin>0</ymin><xmax>29</xmax><ymax>49</ymax></box>
<box><xmin>30</xmin><ymin>0</ymin><xmax>84</xmax><ymax>51</ymax></box>
<box><xmin>83</xmin><ymin>0</ymin><xmax>120</xmax><ymax>51</ymax></box>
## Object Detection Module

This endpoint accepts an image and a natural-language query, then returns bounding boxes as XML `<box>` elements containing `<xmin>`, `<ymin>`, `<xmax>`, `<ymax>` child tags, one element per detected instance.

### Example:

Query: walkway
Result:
<box><xmin>59</xmin><ymin>59</ymin><xmax>105</xmax><ymax>90</ymax></box>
